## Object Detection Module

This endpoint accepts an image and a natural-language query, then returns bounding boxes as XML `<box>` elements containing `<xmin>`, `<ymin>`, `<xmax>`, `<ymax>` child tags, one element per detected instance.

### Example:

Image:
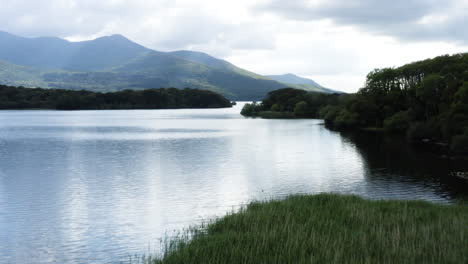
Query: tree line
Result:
<box><xmin>240</xmin><ymin>88</ymin><xmax>345</xmax><ymax>119</ymax></box>
<box><xmin>0</xmin><ymin>85</ymin><xmax>233</xmax><ymax>110</ymax></box>
<box><xmin>241</xmin><ymin>53</ymin><xmax>468</xmax><ymax>153</ymax></box>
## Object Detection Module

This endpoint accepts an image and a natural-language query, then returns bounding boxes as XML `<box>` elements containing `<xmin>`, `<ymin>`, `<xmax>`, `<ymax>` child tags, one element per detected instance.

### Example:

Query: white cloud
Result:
<box><xmin>0</xmin><ymin>0</ymin><xmax>467</xmax><ymax>92</ymax></box>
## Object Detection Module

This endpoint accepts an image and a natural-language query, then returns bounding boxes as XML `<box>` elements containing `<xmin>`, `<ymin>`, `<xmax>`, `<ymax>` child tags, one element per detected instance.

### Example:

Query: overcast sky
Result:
<box><xmin>1</xmin><ymin>0</ymin><xmax>467</xmax><ymax>92</ymax></box>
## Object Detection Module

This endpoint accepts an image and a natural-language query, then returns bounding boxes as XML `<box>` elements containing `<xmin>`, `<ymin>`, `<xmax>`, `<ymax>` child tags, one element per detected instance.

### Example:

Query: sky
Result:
<box><xmin>1</xmin><ymin>0</ymin><xmax>467</xmax><ymax>92</ymax></box>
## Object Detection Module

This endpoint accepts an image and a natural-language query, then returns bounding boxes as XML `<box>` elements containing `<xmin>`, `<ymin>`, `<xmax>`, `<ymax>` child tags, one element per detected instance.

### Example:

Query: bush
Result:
<box><xmin>334</xmin><ymin>109</ymin><xmax>359</xmax><ymax>128</ymax></box>
<box><xmin>271</xmin><ymin>103</ymin><xmax>281</xmax><ymax>112</ymax></box>
<box><xmin>450</xmin><ymin>129</ymin><xmax>468</xmax><ymax>153</ymax></box>
<box><xmin>241</xmin><ymin>102</ymin><xmax>263</xmax><ymax>116</ymax></box>
<box><xmin>383</xmin><ymin>111</ymin><xmax>411</xmax><ymax>133</ymax></box>
<box><xmin>319</xmin><ymin>105</ymin><xmax>341</xmax><ymax>125</ymax></box>
<box><xmin>406</xmin><ymin>122</ymin><xmax>439</xmax><ymax>142</ymax></box>
<box><xmin>293</xmin><ymin>101</ymin><xmax>308</xmax><ymax>117</ymax></box>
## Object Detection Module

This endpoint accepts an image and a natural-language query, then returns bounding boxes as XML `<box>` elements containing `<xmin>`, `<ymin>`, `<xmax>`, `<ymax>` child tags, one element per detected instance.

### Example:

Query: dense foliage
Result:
<box><xmin>243</xmin><ymin>53</ymin><xmax>468</xmax><ymax>153</ymax></box>
<box><xmin>0</xmin><ymin>85</ymin><xmax>232</xmax><ymax>110</ymax></box>
<box><xmin>154</xmin><ymin>194</ymin><xmax>468</xmax><ymax>264</ymax></box>
<box><xmin>320</xmin><ymin>53</ymin><xmax>468</xmax><ymax>153</ymax></box>
<box><xmin>240</xmin><ymin>88</ymin><xmax>344</xmax><ymax>118</ymax></box>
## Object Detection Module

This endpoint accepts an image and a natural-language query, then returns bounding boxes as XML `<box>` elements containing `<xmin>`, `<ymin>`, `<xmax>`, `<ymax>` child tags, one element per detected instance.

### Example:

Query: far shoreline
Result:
<box><xmin>0</xmin><ymin>85</ymin><xmax>234</xmax><ymax>110</ymax></box>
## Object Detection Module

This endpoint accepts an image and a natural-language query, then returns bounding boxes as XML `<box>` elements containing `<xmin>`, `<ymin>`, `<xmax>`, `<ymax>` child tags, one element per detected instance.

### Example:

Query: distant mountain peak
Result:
<box><xmin>93</xmin><ymin>33</ymin><xmax>135</xmax><ymax>43</ymax></box>
<box><xmin>0</xmin><ymin>31</ymin><xmax>149</xmax><ymax>71</ymax></box>
<box><xmin>110</xmin><ymin>33</ymin><xmax>125</xmax><ymax>38</ymax></box>
<box><xmin>0</xmin><ymin>30</ymin><xmax>340</xmax><ymax>99</ymax></box>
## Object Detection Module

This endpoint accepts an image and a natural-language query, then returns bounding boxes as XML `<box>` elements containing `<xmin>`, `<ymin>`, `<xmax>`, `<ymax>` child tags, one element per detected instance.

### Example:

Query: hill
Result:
<box><xmin>243</xmin><ymin>53</ymin><xmax>468</xmax><ymax>153</ymax></box>
<box><xmin>169</xmin><ymin>50</ymin><xmax>269</xmax><ymax>79</ymax></box>
<box><xmin>0</xmin><ymin>31</ymin><xmax>337</xmax><ymax>100</ymax></box>
<box><xmin>266</xmin><ymin>73</ymin><xmax>339</xmax><ymax>93</ymax></box>
<box><xmin>0</xmin><ymin>31</ymin><xmax>149</xmax><ymax>71</ymax></box>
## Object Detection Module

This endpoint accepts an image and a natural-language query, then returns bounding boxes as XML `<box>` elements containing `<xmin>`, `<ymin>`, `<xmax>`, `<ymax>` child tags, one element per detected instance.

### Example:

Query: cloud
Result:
<box><xmin>226</xmin><ymin>21</ymin><xmax>467</xmax><ymax>92</ymax></box>
<box><xmin>256</xmin><ymin>0</ymin><xmax>468</xmax><ymax>44</ymax></box>
<box><xmin>0</xmin><ymin>0</ymin><xmax>467</xmax><ymax>92</ymax></box>
<box><xmin>0</xmin><ymin>0</ymin><xmax>275</xmax><ymax>57</ymax></box>
<box><xmin>141</xmin><ymin>16</ymin><xmax>276</xmax><ymax>54</ymax></box>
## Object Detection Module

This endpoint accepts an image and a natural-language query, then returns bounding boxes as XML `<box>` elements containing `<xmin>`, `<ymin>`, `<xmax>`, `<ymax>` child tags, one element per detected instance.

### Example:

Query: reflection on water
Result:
<box><xmin>0</xmin><ymin>104</ymin><xmax>466</xmax><ymax>263</ymax></box>
<box><xmin>339</xmin><ymin>131</ymin><xmax>468</xmax><ymax>201</ymax></box>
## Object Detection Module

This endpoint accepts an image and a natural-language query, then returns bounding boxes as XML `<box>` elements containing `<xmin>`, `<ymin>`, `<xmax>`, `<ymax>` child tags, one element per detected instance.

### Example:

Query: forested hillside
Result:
<box><xmin>242</xmin><ymin>53</ymin><xmax>468</xmax><ymax>153</ymax></box>
<box><xmin>240</xmin><ymin>88</ymin><xmax>342</xmax><ymax>118</ymax></box>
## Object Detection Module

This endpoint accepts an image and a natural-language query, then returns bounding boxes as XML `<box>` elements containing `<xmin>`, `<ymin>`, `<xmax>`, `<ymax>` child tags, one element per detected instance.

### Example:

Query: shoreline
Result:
<box><xmin>152</xmin><ymin>193</ymin><xmax>468</xmax><ymax>264</ymax></box>
<box><xmin>242</xmin><ymin>111</ymin><xmax>468</xmax><ymax>158</ymax></box>
<box><xmin>0</xmin><ymin>105</ymin><xmax>234</xmax><ymax>111</ymax></box>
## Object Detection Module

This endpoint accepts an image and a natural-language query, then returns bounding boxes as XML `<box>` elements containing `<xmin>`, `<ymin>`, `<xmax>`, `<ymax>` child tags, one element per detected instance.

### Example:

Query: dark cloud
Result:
<box><xmin>257</xmin><ymin>0</ymin><xmax>468</xmax><ymax>44</ymax></box>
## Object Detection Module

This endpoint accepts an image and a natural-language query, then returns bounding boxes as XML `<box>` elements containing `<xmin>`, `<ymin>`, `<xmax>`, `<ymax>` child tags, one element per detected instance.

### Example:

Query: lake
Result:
<box><xmin>0</xmin><ymin>103</ymin><xmax>466</xmax><ymax>263</ymax></box>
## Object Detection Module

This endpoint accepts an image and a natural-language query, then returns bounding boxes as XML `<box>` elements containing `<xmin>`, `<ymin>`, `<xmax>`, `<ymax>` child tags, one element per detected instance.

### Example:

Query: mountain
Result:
<box><xmin>266</xmin><ymin>73</ymin><xmax>339</xmax><ymax>93</ymax></box>
<box><xmin>169</xmin><ymin>50</ymin><xmax>268</xmax><ymax>79</ymax></box>
<box><xmin>0</xmin><ymin>31</ymin><xmax>338</xmax><ymax>100</ymax></box>
<box><xmin>170</xmin><ymin>53</ymin><xmax>339</xmax><ymax>94</ymax></box>
<box><xmin>0</xmin><ymin>59</ymin><xmax>49</xmax><ymax>87</ymax></box>
<box><xmin>0</xmin><ymin>31</ymin><xmax>150</xmax><ymax>71</ymax></box>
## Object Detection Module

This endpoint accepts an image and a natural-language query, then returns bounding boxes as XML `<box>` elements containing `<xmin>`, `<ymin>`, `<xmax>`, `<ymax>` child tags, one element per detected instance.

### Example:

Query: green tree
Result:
<box><xmin>383</xmin><ymin>111</ymin><xmax>411</xmax><ymax>133</ymax></box>
<box><xmin>271</xmin><ymin>103</ymin><xmax>281</xmax><ymax>112</ymax></box>
<box><xmin>294</xmin><ymin>101</ymin><xmax>308</xmax><ymax>117</ymax></box>
<box><xmin>416</xmin><ymin>74</ymin><xmax>444</xmax><ymax>120</ymax></box>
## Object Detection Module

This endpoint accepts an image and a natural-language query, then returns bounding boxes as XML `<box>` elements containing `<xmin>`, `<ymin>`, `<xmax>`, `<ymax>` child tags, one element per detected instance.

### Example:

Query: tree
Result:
<box><xmin>416</xmin><ymin>74</ymin><xmax>444</xmax><ymax>120</ymax></box>
<box><xmin>294</xmin><ymin>101</ymin><xmax>308</xmax><ymax>117</ymax></box>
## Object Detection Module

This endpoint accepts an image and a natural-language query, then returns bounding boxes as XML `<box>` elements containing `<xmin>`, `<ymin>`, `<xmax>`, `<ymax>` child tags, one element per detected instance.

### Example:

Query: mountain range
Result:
<box><xmin>0</xmin><ymin>31</ymin><xmax>339</xmax><ymax>100</ymax></box>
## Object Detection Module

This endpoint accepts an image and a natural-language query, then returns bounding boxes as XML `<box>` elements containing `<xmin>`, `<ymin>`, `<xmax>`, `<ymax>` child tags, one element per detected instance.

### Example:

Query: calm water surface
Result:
<box><xmin>0</xmin><ymin>103</ymin><xmax>466</xmax><ymax>263</ymax></box>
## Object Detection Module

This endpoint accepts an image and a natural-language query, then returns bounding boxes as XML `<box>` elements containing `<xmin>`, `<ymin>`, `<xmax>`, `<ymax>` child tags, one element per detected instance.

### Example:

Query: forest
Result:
<box><xmin>240</xmin><ymin>88</ymin><xmax>344</xmax><ymax>118</ymax></box>
<box><xmin>241</xmin><ymin>53</ymin><xmax>468</xmax><ymax>154</ymax></box>
<box><xmin>0</xmin><ymin>85</ymin><xmax>233</xmax><ymax>110</ymax></box>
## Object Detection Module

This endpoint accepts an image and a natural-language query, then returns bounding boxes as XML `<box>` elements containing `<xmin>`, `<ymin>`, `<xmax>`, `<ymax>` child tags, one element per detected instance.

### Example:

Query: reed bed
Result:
<box><xmin>152</xmin><ymin>194</ymin><xmax>467</xmax><ymax>264</ymax></box>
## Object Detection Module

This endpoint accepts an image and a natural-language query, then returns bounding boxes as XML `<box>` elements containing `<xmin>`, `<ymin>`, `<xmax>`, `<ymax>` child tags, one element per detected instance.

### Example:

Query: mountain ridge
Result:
<box><xmin>0</xmin><ymin>31</ymin><xmax>339</xmax><ymax>99</ymax></box>
<box><xmin>266</xmin><ymin>73</ymin><xmax>339</xmax><ymax>93</ymax></box>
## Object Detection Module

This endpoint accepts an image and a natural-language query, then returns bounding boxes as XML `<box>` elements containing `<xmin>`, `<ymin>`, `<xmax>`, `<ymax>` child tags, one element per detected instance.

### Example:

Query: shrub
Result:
<box><xmin>240</xmin><ymin>102</ymin><xmax>263</xmax><ymax>116</ymax></box>
<box><xmin>334</xmin><ymin>109</ymin><xmax>359</xmax><ymax>128</ymax></box>
<box><xmin>293</xmin><ymin>101</ymin><xmax>308</xmax><ymax>117</ymax></box>
<box><xmin>406</xmin><ymin>122</ymin><xmax>439</xmax><ymax>142</ymax></box>
<box><xmin>319</xmin><ymin>105</ymin><xmax>341</xmax><ymax>125</ymax></box>
<box><xmin>271</xmin><ymin>103</ymin><xmax>281</xmax><ymax>112</ymax></box>
<box><xmin>383</xmin><ymin>111</ymin><xmax>411</xmax><ymax>133</ymax></box>
<box><xmin>450</xmin><ymin>129</ymin><xmax>468</xmax><ymax>153</ymax></box>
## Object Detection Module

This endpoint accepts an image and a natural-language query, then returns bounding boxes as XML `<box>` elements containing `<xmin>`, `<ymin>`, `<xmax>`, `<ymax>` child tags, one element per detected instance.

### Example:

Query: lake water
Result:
<box><xmin>0</xmin><ymin>103</ymin><xmax>467</xmax><ymax>263</ymax></box>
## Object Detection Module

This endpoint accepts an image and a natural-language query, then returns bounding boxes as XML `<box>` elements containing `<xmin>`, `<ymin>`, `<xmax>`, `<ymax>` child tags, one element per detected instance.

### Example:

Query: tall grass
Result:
<box><xmin>153</xmin><ymin>194</ymin><xmax>467</xmax><ymax>264</ymax></box>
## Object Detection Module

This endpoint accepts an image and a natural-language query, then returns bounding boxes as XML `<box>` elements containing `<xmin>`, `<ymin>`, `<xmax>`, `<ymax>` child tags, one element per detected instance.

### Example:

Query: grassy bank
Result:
<box><xmin>154</xmin><ymin>194</ymin><xmax>467</xmax><ymax>264</ymax></box>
